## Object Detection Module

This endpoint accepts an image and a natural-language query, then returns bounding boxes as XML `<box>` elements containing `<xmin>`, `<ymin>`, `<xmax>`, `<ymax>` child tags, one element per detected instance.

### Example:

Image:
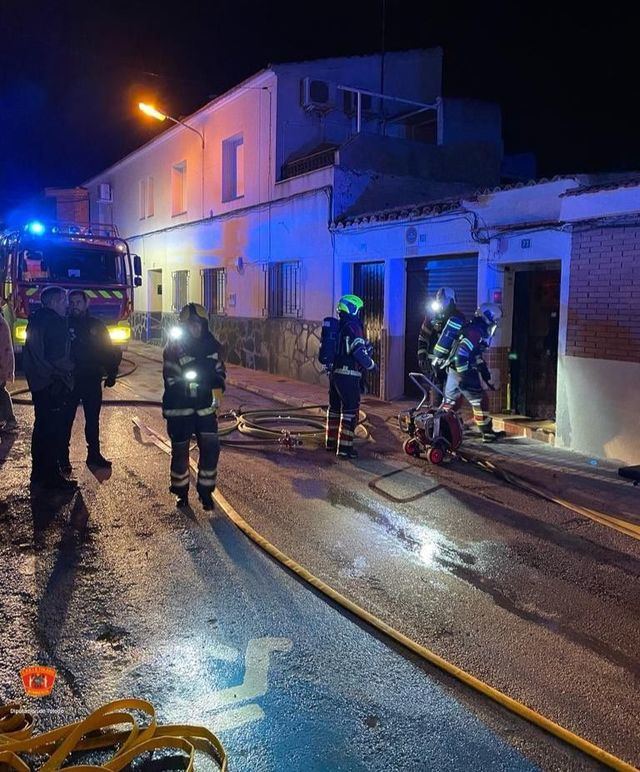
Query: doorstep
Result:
<box><xmin>491</xmin><ymin>414</ymin><xmax>556</xmax><ymax>445</ymax></box>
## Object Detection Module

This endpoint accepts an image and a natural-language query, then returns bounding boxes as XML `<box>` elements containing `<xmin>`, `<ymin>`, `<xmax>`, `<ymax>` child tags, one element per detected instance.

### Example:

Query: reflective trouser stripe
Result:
<box><xmin>164</xmin><ymin>408</ymin><xmax>195</xmax><ymax>417</ymax></box>
<box><xmin>325</xmin><ymin>409</ymin><xmax>340</xmax><ymax>446</ymax></box>
<box><xmin>196</xmin><ymin>406</ymin><xmax>216</xmax><ymax>416</ymax></box>
<box><xmin>333</xmin><ymin>368</ymin><xmax>361</xmax><ymax>377</ymax></box>
<box><xmin>338</xmin><ymin>412</ymin><xmax>356</xmax><ymax>449</ymax></box>
<box><xmin>170</xmin><ymin>440</ymin><xmax>190</xmax><ymax>490</ymax></box>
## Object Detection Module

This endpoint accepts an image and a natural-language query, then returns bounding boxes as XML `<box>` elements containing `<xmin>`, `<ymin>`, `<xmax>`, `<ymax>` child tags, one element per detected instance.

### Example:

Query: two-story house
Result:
<box><xmin>80</xmin><ymin>49</ymin><xmax>504</xmax><ymax>391</ymax></box>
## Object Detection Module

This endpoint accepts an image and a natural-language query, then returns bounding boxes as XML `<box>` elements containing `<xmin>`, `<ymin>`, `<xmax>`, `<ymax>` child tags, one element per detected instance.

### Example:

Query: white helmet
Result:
<box><xmin>476</xmin><ymin>302</ymin><xmax>502</xmax><ymax>325</ymax></box>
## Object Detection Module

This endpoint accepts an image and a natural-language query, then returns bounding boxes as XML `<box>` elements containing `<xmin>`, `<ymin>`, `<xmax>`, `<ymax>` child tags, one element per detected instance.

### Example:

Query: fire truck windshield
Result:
<box><xmin>19</xmin><ymin>243</ymin><xmax>123</xmax><ymax>284</ymax></box>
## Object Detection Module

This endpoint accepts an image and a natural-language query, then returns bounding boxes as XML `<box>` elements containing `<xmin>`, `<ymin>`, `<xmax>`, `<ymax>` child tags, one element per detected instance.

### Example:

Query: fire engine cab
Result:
<box><xmin>0</xmin><ymin>220</ymin><xmax>142</xmax><ymax>352</ymax></box>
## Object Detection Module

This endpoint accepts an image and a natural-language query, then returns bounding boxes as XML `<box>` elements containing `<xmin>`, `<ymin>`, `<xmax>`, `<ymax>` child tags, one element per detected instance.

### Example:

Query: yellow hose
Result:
<box><xmin>0</xmin><ymin>698</ymin><xmax>227</xmax><ymax>771</ymax></box>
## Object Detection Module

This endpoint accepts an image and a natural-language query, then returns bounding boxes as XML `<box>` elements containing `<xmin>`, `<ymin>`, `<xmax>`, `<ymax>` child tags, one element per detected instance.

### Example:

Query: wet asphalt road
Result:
<box><xmin>1</xmin><ymin>352</ymin><xmax>637</xmax><ymax>770</ymax></box>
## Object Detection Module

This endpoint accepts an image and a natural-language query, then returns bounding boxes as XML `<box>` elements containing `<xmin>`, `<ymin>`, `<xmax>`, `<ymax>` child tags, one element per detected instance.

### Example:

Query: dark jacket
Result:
<box><xmin>333</xmin><ymin>313</ymin><xmax>375</xmax><ymax>375</ymax></box>
<box><xmin>69</xmin><ymin>313</ymin><xmax>121</xmax><ymax>380</ymax></box>
<box><xmin>451</xmin><ymin>317</ymin><xmax>492</xmax><ymax>382</ymax></box>
<box><xmin>23</xmin><ymin>307</ymin><xmax>74</xmax><ymax>393</ymax></box>
<box><xmin>162</xmin><ymin>328</ymin><xmax>226</xmax><ymax>418</ymax></box>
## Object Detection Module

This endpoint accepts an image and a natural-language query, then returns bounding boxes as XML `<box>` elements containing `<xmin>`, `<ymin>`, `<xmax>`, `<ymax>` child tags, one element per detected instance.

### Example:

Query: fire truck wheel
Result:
<box><xmin>426</xmin><ymin>445</ymin><xmax>445</xmax><ymax>465</ymax></box>
<box><xmin>403</xmin><ymin>438</ymin><xmax>421</xmax><ymax>457</ymax></box>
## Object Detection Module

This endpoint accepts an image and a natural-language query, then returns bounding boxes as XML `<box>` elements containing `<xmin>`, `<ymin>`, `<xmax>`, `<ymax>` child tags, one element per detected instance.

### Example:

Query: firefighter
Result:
<box><xmin>0</xmin><ymin>303</ymin><xmax>18</xmax><ymax>433</ymax></box>
<box><xmin>442</xmin><ymin>302</ymin><xmax>503</xmax><ymax>442</ymax></box>
<box><xmin>417</xmin><ymin>287</ymin><xmax>464</xmax><ymax>405</ymax></box>
<box><xmin>325</xmin><ymin>294</ymin><xmax>375</xmax><ymax>459</ymax></box>
<box><xmin>60</xmin><ymin>290</ymin><xmax>121</xmax><ymax>472</ymax></box>
<box><xmin>162</xmin><ymin>303</ymin><xmax>226</xmax><ymax>509</ymax></box>
<box><xmin>23</xmin><ymin>286</ymin><xmax>76</xmax><ymax>489</ymax></box>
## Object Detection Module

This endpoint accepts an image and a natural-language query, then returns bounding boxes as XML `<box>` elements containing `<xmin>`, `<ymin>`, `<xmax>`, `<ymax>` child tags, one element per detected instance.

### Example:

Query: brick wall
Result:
<box><xmin>484</xmin><ymin>345</ymin><xmax>508</xmax><ymax>413</ymax></box>
<box><xmin>567</xmin><ymin>224</ymin><xmax>640</xmax><ymax>362</ymax></box>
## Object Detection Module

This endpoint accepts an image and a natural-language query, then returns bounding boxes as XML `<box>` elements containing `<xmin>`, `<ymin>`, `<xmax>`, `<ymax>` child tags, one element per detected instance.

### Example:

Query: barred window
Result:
<box><xmin>202</xmin><ymin>268</ymin><xmax>226</xmax><ymax>315</ymax></box>
<box><xmin>172</xmin><ymin>270</ymin><xmax>190</xmax><ymax>312</ymax></box>
<box><xmin>267</xmin><ymin>261</ymin><xmax>301</xmax><ymax>318</ymax></box>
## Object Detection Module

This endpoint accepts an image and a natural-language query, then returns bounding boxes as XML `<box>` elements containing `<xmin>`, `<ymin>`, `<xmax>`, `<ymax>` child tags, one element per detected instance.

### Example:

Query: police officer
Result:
<box><xmin>417</xmin><ymin>287</ymin><xmax>464</xmax><ymax>405</ymax></box>
<box><xmin>23</xmin><ymin>286</ymin><xmax>76</xmax><ymax>489</ymax></box>
<box><xmin>61</xmin><ymin>290</ymin><xmax>121</xmax><ymax>472</ymax></box>
<box><xmin>442</xmin><ymin>302</ymin><xmax>503</xmax><ymax>442</ymax></box>
<box><xmin>325</xmin><ymin>294</ymin><xmax>375</xmax><ymax>459</ymax></box>
<box><xmin>162</xmin><ymin>303</ymin><xmax>226</xmax><ymax>509</ymax></box>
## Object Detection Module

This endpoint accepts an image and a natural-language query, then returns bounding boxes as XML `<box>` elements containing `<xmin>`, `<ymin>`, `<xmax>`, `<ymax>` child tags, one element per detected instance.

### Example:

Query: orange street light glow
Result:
<box><xmin>138</xmin><ymin>102</ymin><xmax>167</xmax><ymax>121</ymax></box>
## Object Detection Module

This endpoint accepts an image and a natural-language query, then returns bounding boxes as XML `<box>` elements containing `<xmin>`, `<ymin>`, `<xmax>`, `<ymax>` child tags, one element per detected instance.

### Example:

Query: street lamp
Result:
<box><xmin>138</xmin><ymin>102</ymin><xmax>206</xmax><ymax>218</ymax></box>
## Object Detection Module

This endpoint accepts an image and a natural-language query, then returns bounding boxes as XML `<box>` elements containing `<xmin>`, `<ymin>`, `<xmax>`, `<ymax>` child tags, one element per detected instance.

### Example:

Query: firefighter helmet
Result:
<box><xmin>179</xmin><ymin>303</ymin><xmax>209</xmax><ymax>324</ymax></box>
<box><xmin>476</xmin><ymin>302</ymin><xmax>502</xmax><ymax>325</ymax></box>
<box><xmin>430</xmin><ymin>287</ymin><xmax>457</xmax><ymax>314</ymax></box>
<box><xmin>336</xmin><ymin>294</ymin><xmax>364</xmax><ymax>316</ymax></box>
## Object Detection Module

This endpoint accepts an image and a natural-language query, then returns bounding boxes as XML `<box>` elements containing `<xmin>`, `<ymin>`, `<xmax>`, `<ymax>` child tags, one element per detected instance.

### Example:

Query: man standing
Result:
<box><xmin>325</xmin><ymin>294</ymin><xmax>376</xmax><ymax>459</ymax></box>
<box><xmin>61</xmin><ymin>290</ymin><xmax>121</xmax><ymax>472</ymax></box>
<box><xmin>0</xmin><ymin>306</ymin><xmax>18</xmax><ymax>433</ymax></box>
<box><xmin>162</xmin><ymin>303</ymin><xmax>226</xmax><ymax>510</ymax></box>
<box><xmin>23</xmin><ymin>286</ymin><xmax>76</xmax><ymax>489</ymax></box>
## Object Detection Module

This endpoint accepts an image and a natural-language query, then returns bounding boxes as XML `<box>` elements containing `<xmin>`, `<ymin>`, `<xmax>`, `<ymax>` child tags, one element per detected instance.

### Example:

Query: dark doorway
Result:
<box><xmin>510</xmin><ymin>265</ymin><xmax>560</xmax><ymax>419</ymax></box>
<box><xmin>404</xmin><ymin>255</ymin><xmax>478</xmax><ymax>395</ymax></box>
<box><xmin>354</xmin><ymin>261</ymin><xmax>384</xmax><ymax>397</ymax></box>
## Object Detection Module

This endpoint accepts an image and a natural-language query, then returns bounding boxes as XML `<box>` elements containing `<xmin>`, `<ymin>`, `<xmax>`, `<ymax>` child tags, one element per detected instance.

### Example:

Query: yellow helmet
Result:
<box><xmin>179</xmin><ymin>303</ymin><xmax>209</xmax><ymax>323</ymax></box>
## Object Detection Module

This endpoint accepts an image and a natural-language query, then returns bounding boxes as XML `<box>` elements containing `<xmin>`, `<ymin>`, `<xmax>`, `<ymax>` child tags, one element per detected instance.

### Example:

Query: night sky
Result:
<box><xmin>0</xmin><ymin>1</ymin><xmax>635</xmax><ymax>221</ymax></box>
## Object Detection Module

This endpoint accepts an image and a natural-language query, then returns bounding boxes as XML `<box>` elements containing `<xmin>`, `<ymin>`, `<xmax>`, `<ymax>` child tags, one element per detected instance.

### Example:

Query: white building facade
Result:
<box><xmin>82</xmin><ymin>49</ymin><xmax>504</xmax><ymax>387</ymax></box>
<box><xmin>334</xmin><ymin>175</ymin><xmax>640</xmax><ymax>464</ymax></box>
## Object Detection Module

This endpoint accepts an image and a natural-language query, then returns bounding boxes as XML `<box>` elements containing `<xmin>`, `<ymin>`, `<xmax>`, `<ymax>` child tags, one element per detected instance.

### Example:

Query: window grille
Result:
<box><xmin>172</xmin><ymin>270</ymin><xmax>190</xmax><ymax>312</ymax></box>
<box><xmin>267</xmin><ymin>261</ymin><xmax>301</xmax><ymax>318</ymax></box>
<box><xmin>201</xmin><ymin>268</ymin><xmax>226</xmax><ymax>315</ymax></box>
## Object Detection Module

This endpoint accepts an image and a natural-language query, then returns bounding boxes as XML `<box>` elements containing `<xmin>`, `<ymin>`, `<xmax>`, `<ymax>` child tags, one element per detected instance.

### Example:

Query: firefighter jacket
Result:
<box><xmin>418</xmin><ymin>305</ymin><xmax>463</xmax><ymax>363</ymax></box>
<box><xmin>23</xmin><ymin>307</ymin><xmax>74</xmax><ymax>393</ymax></box>
<box><xmin>450</xmin><ymin>317</ymin><xmax>492</xmax><ymax>380</ymax></box>
<box><xmin>432</xmin><ymin>309</ymin><xmax>466</xmax><ymax>363</ymax></box>
<box><xmin>68</xmin><ymin>313</ymin><xmax>121</xmax><ymax>381</ymax></box>
<box><xmin>162</xmin><ymin>329</ymin><xmax>226</xmax><ymax>418</ymax></box>
<box><xmin>0</xmin><ymin>314</ymin><xmax>14</xmax><ymax>384</ymax></box>
<box><xmin>332</xmin><ymin>313</ymin><xmax>375</xmax><ymax>376</ymax></box>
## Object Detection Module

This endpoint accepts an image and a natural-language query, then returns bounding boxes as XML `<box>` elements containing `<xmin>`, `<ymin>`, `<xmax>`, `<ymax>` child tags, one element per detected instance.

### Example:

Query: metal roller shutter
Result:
<box><xmin>404</xmin><ymin>254</ymin><xmax>478</xmax><ymax>395</ymax></box>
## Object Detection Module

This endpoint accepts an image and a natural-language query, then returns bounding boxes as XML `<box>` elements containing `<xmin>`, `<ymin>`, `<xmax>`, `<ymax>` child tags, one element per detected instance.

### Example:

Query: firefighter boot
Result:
<box><xmin>479</xmin><ymin>419</ymin><xmax>504</xmax><ymax>443</ymax></box>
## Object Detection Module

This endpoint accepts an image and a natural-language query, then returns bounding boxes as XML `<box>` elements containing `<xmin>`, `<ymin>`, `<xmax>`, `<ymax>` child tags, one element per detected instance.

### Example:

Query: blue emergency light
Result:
<box><xmin>25</xmin><ymin>221</ymin><xmax>46</xmax><ymax>236</ymax></box>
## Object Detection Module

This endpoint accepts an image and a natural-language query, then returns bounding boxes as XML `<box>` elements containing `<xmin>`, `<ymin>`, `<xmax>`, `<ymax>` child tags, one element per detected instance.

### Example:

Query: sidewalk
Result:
<box><xmin>128</xmin><ymin>341</ymin><xmax>639</xmax><ymax>525</ymax></box>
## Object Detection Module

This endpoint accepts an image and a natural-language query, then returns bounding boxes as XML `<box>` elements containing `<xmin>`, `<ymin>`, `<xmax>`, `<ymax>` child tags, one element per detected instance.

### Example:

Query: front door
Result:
<box><xmin>147</xmin><ymin>269</ymin><xmax>163</xmax><ymax>343</ymax></box>
<box><xmin>353</xmin><ymin>262</ymin><xmax>384</xmax><ymax>398</ymax></box>
<box><xmin>511</xmin><ymin>266</ymin><xmax>560</xmax><ymax>419</ymax></box>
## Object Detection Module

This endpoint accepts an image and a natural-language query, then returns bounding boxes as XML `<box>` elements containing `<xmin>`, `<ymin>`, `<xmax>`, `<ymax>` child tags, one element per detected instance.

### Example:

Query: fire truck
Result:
<box><xmin>0</xmin><ymin>220</ymin><xmax>142</xmax><ymax>352</ymax></box>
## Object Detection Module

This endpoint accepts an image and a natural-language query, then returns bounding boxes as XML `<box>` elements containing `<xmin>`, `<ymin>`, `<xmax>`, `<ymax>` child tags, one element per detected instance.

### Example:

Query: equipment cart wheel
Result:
<box><xmin>426</xmin><ymin>445</ymin><xmax>445</xmax><ymax>465</ymax></box>
<box><xmin>403</xmin><ymin>438</ymin><xmax>422</xmax><ymax>458</ymax></box>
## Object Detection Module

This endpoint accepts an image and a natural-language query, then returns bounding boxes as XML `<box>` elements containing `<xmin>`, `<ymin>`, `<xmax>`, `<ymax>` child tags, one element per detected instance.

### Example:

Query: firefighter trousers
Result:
<box><xmin>443</xmin><ymin>369</ymin><xmax>491</xmax><ymax>430</ymax></box>
<box><xmin>166</xmin><ymin>413</ymin><xmax>220</xmax><ymax>496</ymax></box>
<box><xmin>326</xmin><ymin>373</ymin><xmax>360</xmax><ymax>455</ymax></box>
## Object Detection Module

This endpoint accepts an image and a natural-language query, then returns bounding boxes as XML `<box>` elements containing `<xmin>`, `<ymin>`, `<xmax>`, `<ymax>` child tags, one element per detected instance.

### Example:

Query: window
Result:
<box><xmin>202</xmin><ymin>268</ymin><xmax>226</xmax><ymax>315</ymax></box>
<box><xmin>138</xmin><ymin>179</ymin><xmax>146</xmax><ymax>219</ymax></box>
<box><xmin>147</xmin><ymin>176</ymin><xmax>154</xmax><ymax>217</ymax></box>
<box><xmin>171</xmin><ymin>161</ymin><xmax>187</xmax><ymax>215</ymax></box>
<box><xmin>139</xmin><ymin>177</ymin><xmax>155</xmax><ymax>219</ymax></box>
<box><xmin>267</xmin><ymin>261</ymin><xmax>301</xmax><ymax>318</ymax></box>
<box><xmin>222</xmin><ymin>134</ymin><xmax>244</xmax><ymax>202</ymax></box>
<box><xmin>172</xmin><ymin>270</ymin><xmax>190</xmax><ymax>311</ymax></box>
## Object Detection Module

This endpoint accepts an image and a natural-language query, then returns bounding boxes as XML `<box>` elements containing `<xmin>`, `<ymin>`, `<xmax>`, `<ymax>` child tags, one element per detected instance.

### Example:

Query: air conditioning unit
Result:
<box><xmin>343</xmin><ymin>90</ymin><xmax>379</xmax><ymax>117</ymax></box>
<box><xmin>300</xmin><ymin>77</ymin><xmax>335</xmax><ymax>112</ymax></box>
<box><xmin>97</xmin><ymin>183</ymin><xmax>113</xmax><ymax>203</ymax></box>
